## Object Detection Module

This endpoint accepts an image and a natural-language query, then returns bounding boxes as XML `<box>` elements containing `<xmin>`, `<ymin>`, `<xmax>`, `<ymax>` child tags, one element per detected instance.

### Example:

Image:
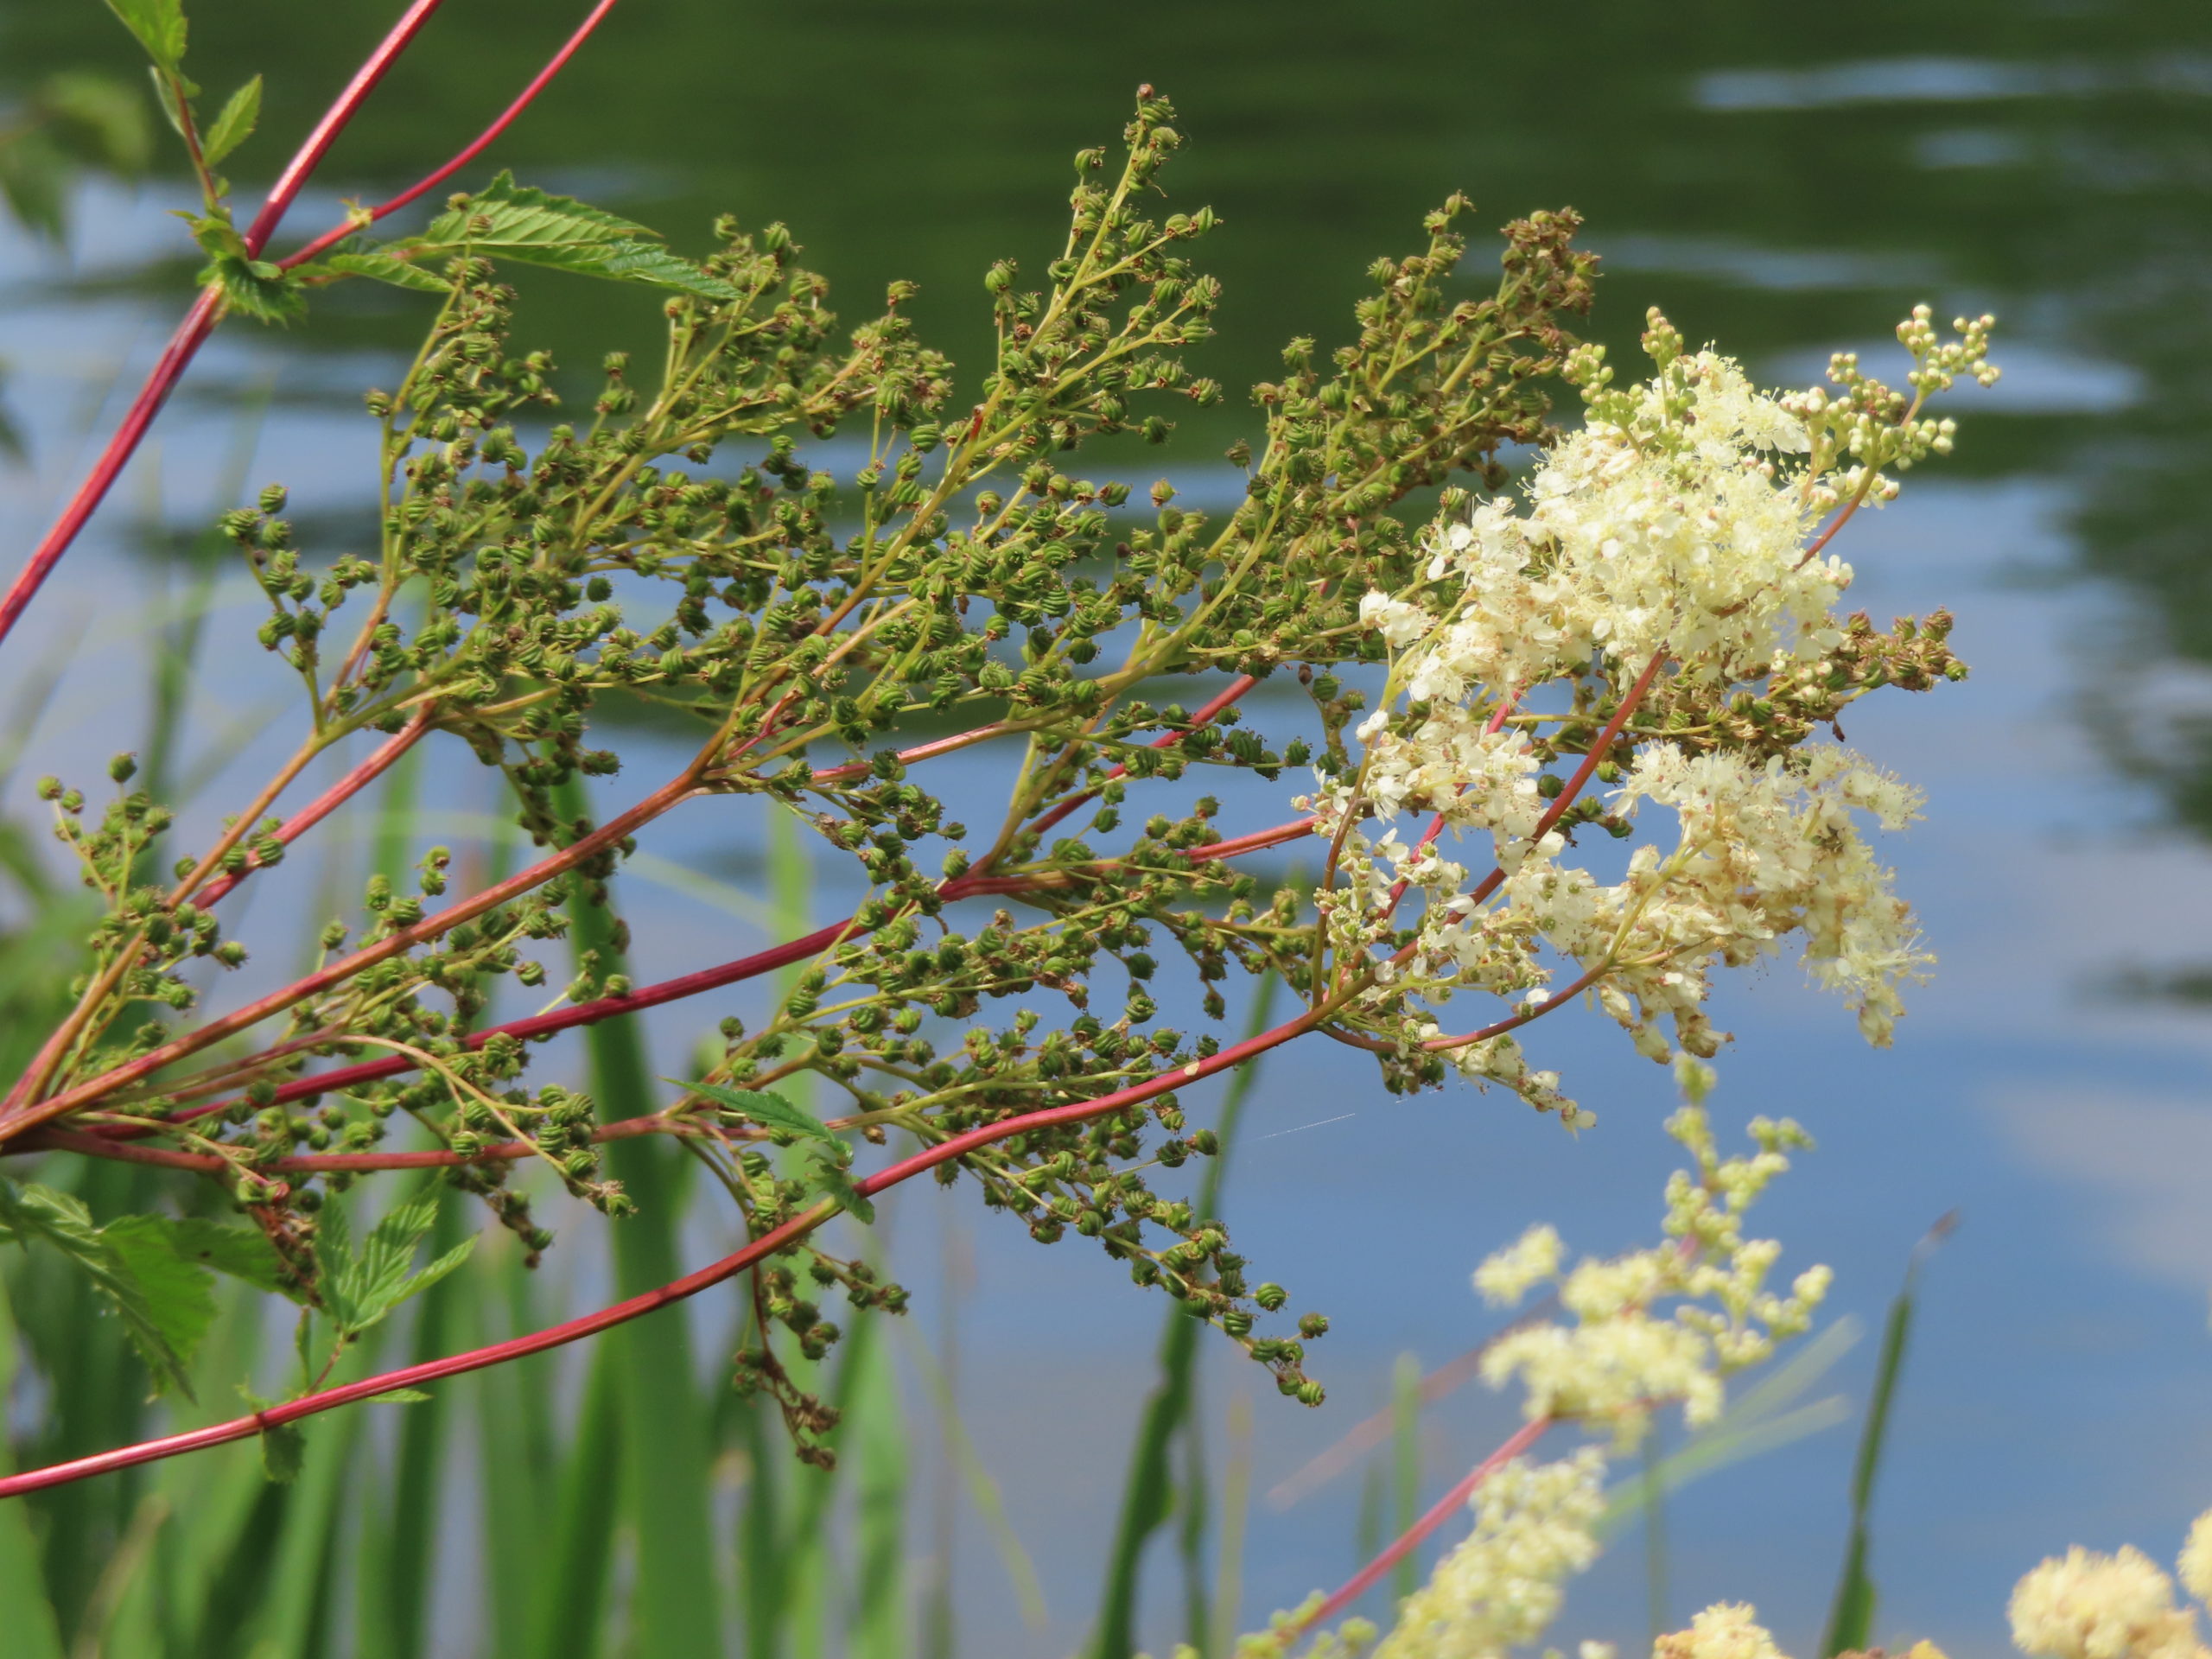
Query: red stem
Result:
<box><xmin>1380</xmin><ymin>689</ymin><xmax>1520</xmax><ymax>920</ymax></box>
<box><xmin>1455</xmin><ymin>651</ymin><xmax>1664</xmax><ymax>915</ymax></box>
<box><xmin>0</xmin><ymin>768</ymin><xmax>703</xmax><ymax>1140</ymax></box>
<box><xmin>1026</xmin><ymin>672</ymin><xmax>1261</xmax><ymax>842</ymax></box>
<box><xmin>0</xmin><ymin>996</ymin><xmax>1331</xmax><ymax>1498</ymax></box>
<box><xmin>194</xmin><ymin>708</ymin><xmax>436</xmax><ymax>908</ymax></box>
<box><xmin>236</xmin><ymin>0</ymin><xmax>448</xmax><ymax>255</ymax></box>
<box><xmin>1287</xmin><ymin>1415</ymin><xmax>1553</xmax><ymax>1642</ymax></box>
<box><xmin>0</xmin><ymin>0</ymin><xmax>451</xmax><ymax>655</ymax></box>
<box><xmin>27</xmin><ymin>1113</ymin><xmax>710</xmax><ymax>1173</ymax></box>
<box><xmin>1424</xmin><ymin>964</ymin><xmax>1604</xmax><ymax>1052</ymax></box>
<box><xmin>277</xmin><ymin>0</ymin><xmax>623</xmax><ymax>271</ymax></box>
<box><xmin>104</xmin><ymin>813</ymin><xmax>1319</xmax><ymax>1134</ymax></box>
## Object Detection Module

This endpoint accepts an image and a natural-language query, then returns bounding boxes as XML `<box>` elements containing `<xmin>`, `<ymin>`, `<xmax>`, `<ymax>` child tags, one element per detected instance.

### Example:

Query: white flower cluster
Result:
<box><xmin>1310</xmin><ymin>306</ymin><xmax>1992</xmax><ymax>1116</ymax></box>
<box><xmin>2011</xmin><ymin>1517</ymin><xmax>2212</xmax><ymax>1659</ymax></box>
<box><xmin>1374</xmin><ymin>1450</ymin><xmax>1606</xmax><ymax>1659</ymax></box>
<box><xmin>1473</xmin><ymin>1101</ymin><xmax>1829</xmax><ymax>1443</ymax></box>
<box><xmin>1651</xmin><ymin>1604</ymin><xmax>1954</xmax><ymax>1659</ymax></box>
<box><xmin>1654</xmin><ymin>1605</ymin><xmax>1792</xmax><ymax>1659</ymax></box>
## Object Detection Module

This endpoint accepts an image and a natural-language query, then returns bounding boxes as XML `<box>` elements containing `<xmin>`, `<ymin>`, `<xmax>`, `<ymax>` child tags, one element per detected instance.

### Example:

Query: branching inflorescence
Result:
<box><xmin>0</xmin><ymin>1</ymin><xmax>1996</xmax><ymax>1511</ymax></box>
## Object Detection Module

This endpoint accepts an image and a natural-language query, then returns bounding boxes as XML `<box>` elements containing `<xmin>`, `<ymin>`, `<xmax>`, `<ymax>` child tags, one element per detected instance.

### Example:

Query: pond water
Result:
<box><xmin>5</xmin><ymin>2</ymin><xmax>2212</xmax><ymax>1655</ymax></box>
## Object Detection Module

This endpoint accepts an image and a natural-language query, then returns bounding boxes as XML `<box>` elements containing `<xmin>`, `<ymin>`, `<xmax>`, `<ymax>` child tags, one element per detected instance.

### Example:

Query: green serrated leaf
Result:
<box><xmin>0</xmin><ymin>1180</ymin><xmax>207</xmax><ymax>1397</ymax></box>
<box><xmin>308</xmin><ymin>247</ymin><xmax>450</xmax><ymax>294</ymax></box>
<box><xmin>101</xmin><ymin>1215</ymin><xmax>218</xmax><ymax>1400</ymax></box>
<box><xmin>322</xmin><ymin>1185</ymin><xmax>476</xmax><ymax>1338</ymax></box>
<box><xmin>204</xmin><ymin>253</ymin><xmax>304</xmax><ymax>324</ymax></box>
<box><xmin>367</xmin><ymin>1387</ymin><xmax>433</xmax><ymax>1404</ymax></box>
<box><xmin>161</xmin><ymin>1215</ymin><xmax>295</xmax><ymax>1298</ymax></box>
<box><xmin>103</xmin><ymin>0</ymin><xmax>186</xmax><ymax>69</ymax></box>
<box><xmin>683</xmin><ymin>1079</ymin><xmax>838</xmax><ymax>1144</ymax></box>
<box><xmin>807</xmin><ymin>1147</ymin><xmax>876</xmax><ymax>1225</ymax></box>
<box><xmin>182</xmin><ymin>205</ymin><xmax>246</xmax><ymax>258</ymax></box>
<box><xmin>260</xmin><ymin>1420</ymin><xmax>304</xmax><ymax>1484</ymax></box>
<box><xmin>424</xmin><ymin>170</ymin><xmax>656</xmax><ymax>250</ymax></box>
<box><xmin>583</xmin><ymin>239</ymin><xmax>748</xmax><ymax>300</ymax></box>
<box><xmin>420</xmin><ymin>171</ymin><xmax>744</xmax><ymax>299</ymax></box>
<box><xmin>200</xmin><ymin>73</ymin><xmax>260</xmax><ymax>167</ymax></box>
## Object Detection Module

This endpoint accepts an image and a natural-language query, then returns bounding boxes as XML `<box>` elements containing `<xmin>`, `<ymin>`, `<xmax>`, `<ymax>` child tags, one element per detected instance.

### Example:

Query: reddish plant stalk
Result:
<box><xmin>1025</xmin><ymin>671</ymin><xmax>1261</xmax><ymax>842</ymax></box>
<box><xmin>1380</xmin><ymin>689</ymin><xmax>1519</xmax><ymax>921</ymax></box>
<box><xmin>276</xmin><ymin>0</ymin><xmax>623</xmax><ymax>271</ymax></box>
<box><xmin>1455</xmin><ymin>650</ymin><xmax>1665</xmax><ymax>915</ymax></box>
<box><xmin>194</xmin><ymin>707</ymin><xmax>437</xmax><ymax>908</ymax></box>
<box><xmin>26</xmin><ymin>1113</ymin><xmax>725</xmax><ymax>1174</ymax></box>
<box><xmin>39</xmin><ymin>655</ymin><xmax>1640</xmax><ymax>1145</ymax></box>
<box><xmin>0</xmin><ymin>0</ymin><xmax>450</xmax><ymax>653</ymax></box>
<box><xmin>1283</xmin><ymin>1415</ymin><xmax>1554</xmax><ymax>1642</ymax></box>
<box><xmin>235</xmin><ymin>0</ymin><xmax>449</xmax><ymax>254</ymax></box>
<box><xmin>0</xmin><ymin>993</ymin><xmax>1335</xmax><ymax>1498</ymax></box>
<box><xmin>1425</xmin><ymin>963</ymin><xmax>1605</xmax><ymax>1052</ymax></box>
<box><xmin>0</xmin><ymin>766</ymin><xmax>706</xmax><ymax>1140</ymax></box>
<box><xmin>105</xmin><ymin>811</ymin><xmax>1319</xmax><ymax>1134</ymax></box>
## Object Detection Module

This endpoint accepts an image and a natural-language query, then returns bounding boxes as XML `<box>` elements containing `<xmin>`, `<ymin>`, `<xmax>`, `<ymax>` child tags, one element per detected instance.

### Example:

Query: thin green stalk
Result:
<box><xmin>0</xmin><ymin>1280</ymin><xmax>67</xmax><ymax>1659</ymax></box>
<box><xmin>849</xmin><ymin>1316</ymin><xmax>909</xmax><ymax>1659</ymax></box>
<box><xmin>740</xmin><ymin>1395</ymin><xmax>787</xmax><ymax>1659</ymax></box>
<box><xmin>1178</xmin><ymin>1397</ymin><xmax>1211</xmax><ymax>1654</ymax></box>
<box><xmin>903</xmin><ymin>1311</ymin><xmax>1047</xmax><ymax>1635</ymax></box>
<box><xmin>1641</xmin><ymin>1427</ymin><xmax>1669</xmax><ymax>1643</ymax></box>
<box><xmin>558</xmin><ymin>774</ymin><xmax>721</xmax><ymax>1659</ymax></box>
<box><xmin>1210</xmin><ymin>1393</ymin><xmax>1254</xmax><ymax>1659</ymax></box>
<box><xmin>1090</xmin><ymin>973</ymin><xmax>1280</xmax><ymax>1659</ymax></box>
<box><xmin>532</xmin><ymin>1345</ymin><xmax>623</xmax><ymax>1659</ymax></box>
<box><xmin>359</xmin><ymin>1190</ymin><xmax>461</xmax><ymax>1659</ymax></box>
<box><xmin>1820</xmin><ymin>1214</ymin><xmax>1957</xmax><ymax>1658</ymax></box>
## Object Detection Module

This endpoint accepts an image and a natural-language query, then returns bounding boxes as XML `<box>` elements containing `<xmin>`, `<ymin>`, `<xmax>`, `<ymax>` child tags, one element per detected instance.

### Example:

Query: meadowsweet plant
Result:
<box><xmin>1239</xmin><ymin>1095</ymin><xmax>1833</xmax><ymax>1659</ymax></box>
<box><xmin>0</xmin><ymin>0</ymin><xmax>1998</xmax><ymax>1576</ymax></box>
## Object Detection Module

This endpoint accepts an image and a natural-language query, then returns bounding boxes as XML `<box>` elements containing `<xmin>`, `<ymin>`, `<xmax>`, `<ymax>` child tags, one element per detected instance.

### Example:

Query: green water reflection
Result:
<box><xmin>9</xmin><ymin>0</ymin><xmax>2202</xmax><ymax>673</ymax></box>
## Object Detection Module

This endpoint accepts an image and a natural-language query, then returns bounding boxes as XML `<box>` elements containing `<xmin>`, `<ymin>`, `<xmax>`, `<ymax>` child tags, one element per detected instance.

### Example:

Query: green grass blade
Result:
<box><xmin>782</xmin><ymin>1306</ymin><xmax>888</xmax><ymax>1658</ymax></box>
<box><xmin>740</xmin><ymin>1395</ymin><xmax>787</xmax><ymax>1659</ymax></box>
<box><xmin>903</xmin><ymin>1322</ymin><xmax>1047</xmax><ymax>1632</ymax></box>
<box><xmin>359</xmin><ymin>1188</ymin><xmax>462</xmax><ymax>1659</ymax></box>
<box><xmin>531</xmin><ymin>1344</ymin><xmax>624</xmax><ymax>1659</ymax></box>
<box><xmin>234</xmin><ymin>1408</ymin><xmax>364</xmax><ymax>1657</ymax></box>
<box><xmin>560</xmin><ymin>777</ymin><xmax>721</xmax><ymax>1658</ymax></box>
<box><xmin>1820</xmin><ymin>1216</ymin><xmax>1956</xmax><ymax>1658</ymax></box>
<box><xmin>1210</xmin><ymin>1393</ymin><xmax>1254</xmax><ymax>1659</ymax></box>
<box><xmin>11</xmin><ymin>1158</ymin><xmax>167</xmax><ymax>1643</ymax></box>
<box><xmin>1178</xmin><ymin>1396</ymin><xmax>1211</xmax><ymax>1653</ymax></box>
<box><xmin>1595</xmin><ymin>1318</ymin><xmax>1861</xmax><ymax>1539</ymax></box>
<box><xmin>0</xmin><ymin>1280</ymin><xmax>67</xmax><ymax>1659</ymax></box>
<box><xmin>1091</xmin><ymin>974</ymin><xmax>1279</xmax><ymax>1658</ymax></box>
<box><xmin>849</xmin><ymin>1315</ymin><xmax>908</xmax><ymax>1659</ymax></box>
<box><xmin>474</xmin><ymin>1238</ymin><xmax>557</xmax><ymax>1659</ymax></box>
<box><xmin>1640</xmin><ymin>1427</ymin><xmax>1669</xmax><ymax>1643</ymax></box>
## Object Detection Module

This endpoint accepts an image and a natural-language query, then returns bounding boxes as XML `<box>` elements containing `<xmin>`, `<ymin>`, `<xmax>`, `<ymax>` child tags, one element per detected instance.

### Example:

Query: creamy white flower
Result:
<box><xmin>1376</xmin><ymin>1451</ymin><xmax>1606</xmax><ymax>1659</ymax></box>
<box><xmin>2011</xmin><ymin>1547</ymin><xmax>2206</xmax><ymax>1659</ymax></box>
<box><xmin>1324</xmin><ymin>321</ymin><xmax>1954</xmax><ymax>1110</ymax></box>
<box><xmin>2180</xmin><ymin>1509</ymin><xmax>2212</xmax><ymax>1609</ymax></box>
<box><xmin>1655</xmin><ymin>1604</ymin><xmax>1789</xmax><ymax>1659</ymax></box>
<box><xmin>1475</xmin><ymin>1225</ymin><xmax>1562</xmax><ymax>1307</ymax></box>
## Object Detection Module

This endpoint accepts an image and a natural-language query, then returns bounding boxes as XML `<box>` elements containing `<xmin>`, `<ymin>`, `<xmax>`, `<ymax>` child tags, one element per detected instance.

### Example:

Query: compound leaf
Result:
<box><xmin>684</xmin><ymin>1079</ymin><xmax>838</xmax><ymax>1145</ymax></box>
<box><xmin>200</xmin><ymin>73</ymin><xmax>260</xmax><ymax>167</ymax></box>
<box><xmin>102</xmin><ymin>0</ymin><xmax>186</xmax><ymax>70</ymax></box>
